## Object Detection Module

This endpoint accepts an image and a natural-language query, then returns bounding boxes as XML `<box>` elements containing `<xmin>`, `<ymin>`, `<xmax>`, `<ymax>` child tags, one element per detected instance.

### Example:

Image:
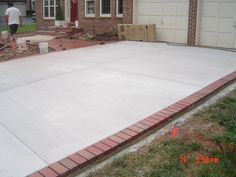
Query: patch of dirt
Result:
<box><xmin>0</xmin><ymin>32</ymin><xmax>118</xmax><ymax>62</ymax></box>
<box><xmin>48</xmin><ymin>38</ymin><xmax>115</xmax><ymax>51</ymax></box>
<box><xmin>176</xmin><ymin>117</ymin><xmax>225</xmax><ymax>150</ymax></box>
<box><xmin>0</xmin><ymin>41</ymin><xmax>56</xmax><ymax>62</ymax></box>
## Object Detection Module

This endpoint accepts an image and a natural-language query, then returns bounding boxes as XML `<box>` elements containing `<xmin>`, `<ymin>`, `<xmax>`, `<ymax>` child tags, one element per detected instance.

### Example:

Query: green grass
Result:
<box><xmin>0</xmin><ymin>24</ymin><xmax>36</xmax><ymax>33</ymax></box>
<box><xmin>87</xmin><ymin>91</ymin><xmax>236</xmax><ymax>177</ymax></box>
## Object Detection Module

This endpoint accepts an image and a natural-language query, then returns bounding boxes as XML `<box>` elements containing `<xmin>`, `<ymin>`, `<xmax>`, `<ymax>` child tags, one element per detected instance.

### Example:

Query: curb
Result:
<box><xmin>28</xmin><ymin>71</ymin><xmax>236</xmax><ymax>177</ymax></box>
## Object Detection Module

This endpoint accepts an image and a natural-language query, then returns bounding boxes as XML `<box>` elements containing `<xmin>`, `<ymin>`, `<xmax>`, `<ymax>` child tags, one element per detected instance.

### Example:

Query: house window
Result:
<box><xmin>100</xmin><ymin>0</ymin><xmax>111</xmax><ymax>17</ymax></box>
<box><xmin>31</xmin><ymin>0</ymin><xmax>36</xmax><ymax>11</ymax></box>
<box><xmin>43</xmin><ymin>0</ymin><xmax>59</xmax><ymax>19</ymax></box>
<box><xmin>85</xmin><ymin>0</ymin><xmax>95</xmax><ymax>17</ymax></box>
<box><xmin>116</xmin><ymin>0</ymin><xmax>123</xmax><ymax>17</ymax></box>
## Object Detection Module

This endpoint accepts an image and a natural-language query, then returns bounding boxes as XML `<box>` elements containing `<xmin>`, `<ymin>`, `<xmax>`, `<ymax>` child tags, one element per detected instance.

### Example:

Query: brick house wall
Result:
<box><xmin>35</xmin><ymin>0</ymin><xmax>65</xmax><ymax>29</ymax></box>
<box><xmin>35</xmin><ymin>0</ymin><xmax>198</xmax><ymax>46</ymax></box>
<box><xmin>36</xmin><ymin>0</ymin><xmax>133</xmax><ymax>33</ymax></box>
<box><xmin>77</xmin><ymin>0</ymin><xmax>133</xmax><ymax>34</ymax></box>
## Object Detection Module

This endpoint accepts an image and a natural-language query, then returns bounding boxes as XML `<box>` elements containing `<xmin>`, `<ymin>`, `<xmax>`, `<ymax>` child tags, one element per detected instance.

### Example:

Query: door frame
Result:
<box><xmin>70</xmin><ymin>0</ymin><xmax>78</xmax><ymax>22</ymax></box>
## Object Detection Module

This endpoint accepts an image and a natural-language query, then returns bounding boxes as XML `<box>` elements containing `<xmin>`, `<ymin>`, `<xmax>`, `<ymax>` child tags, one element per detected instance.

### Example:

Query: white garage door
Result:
<box><xmin>15</xmin><ymin>2</ymin><xmax>26</xmax><ymax>16</ymax></box>
<box><xmin>0</xmin><ymin>4</ymin><xmax>8</xmax><ymax>16</ymax></box>
<box><xmin>135</xmin><ymin>0</ymin><xmax>189</xmax><ymax>43</ymax></box>
<box><xmin>0</xmin><ymin>2</ymin><xmax>26</xmax><ymax>16</ymax></box>
<box><xmin>200</xmin><ymin>0</ymin><xmax>236</xmax><ymax>49</ymax></box>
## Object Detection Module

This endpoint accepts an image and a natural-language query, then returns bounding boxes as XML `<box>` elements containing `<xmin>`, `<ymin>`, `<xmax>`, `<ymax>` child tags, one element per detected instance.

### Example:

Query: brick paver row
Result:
<box><xmin>28</xmin><ymin>71</ymin><xmax>236</xmax><ymax>177</ymax></box>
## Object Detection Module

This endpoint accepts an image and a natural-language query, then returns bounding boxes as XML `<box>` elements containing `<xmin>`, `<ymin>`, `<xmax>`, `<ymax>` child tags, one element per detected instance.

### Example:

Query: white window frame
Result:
<box><xmin>85</xmin><ymin>0</ymin><xmax>95</xmax><ymax>17</ymax></box>
<box><xmin>116</xmin><ymin>0</ymin><xmax>123</xmax><ymax>17</ymax></box>
<box><xmin>31</xmin><ymin>0</ymin><xmax>35</xmax><ymax>11</ymax></box>
<box><xmin>43</xmin><ymin>0</ymin><xmax>58</xmax><ymax>19</ymax></box>
<box><xmin>100</xmin><ymin>0</ymin><xmax>111</xmax><ymax>17</ymax></box>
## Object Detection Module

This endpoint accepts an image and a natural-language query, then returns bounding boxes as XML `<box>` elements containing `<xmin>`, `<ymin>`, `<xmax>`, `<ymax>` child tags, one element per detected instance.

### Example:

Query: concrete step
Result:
<box><xmin>35</xmin><ymin>30</ymin><xmax>66</xmax><ymax>36</ymax></box>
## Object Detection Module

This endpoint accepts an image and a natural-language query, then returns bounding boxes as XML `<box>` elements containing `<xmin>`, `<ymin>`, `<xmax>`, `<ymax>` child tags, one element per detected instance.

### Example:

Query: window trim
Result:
<box><xmin>85</xmin><ymin>0</ymin><xmax>96</xmax><ymax>17</ymax></box>
<box><xmin>100</xmin><ymin>0</ymin><xmax>111</xmax><ymax>17</ymax></box>
<box><xmin>43</xmin><ymin>0</ymin><xmax>57</xmax><ymax>20</ymax></box>
<box><xmin>31</xmin><ymin>0</ymin><xmax>35</xmax><ymax>11</ymax></box>
<box><xmin>116</xmin><ymin>0</ymin><xmax>123</xmax><ymax>17</ymax></box>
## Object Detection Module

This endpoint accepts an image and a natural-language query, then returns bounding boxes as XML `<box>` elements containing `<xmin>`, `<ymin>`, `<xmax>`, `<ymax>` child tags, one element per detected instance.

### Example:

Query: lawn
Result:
<box><xmin>0</xmin><ymin>24</ymin><xmax>36</xmax><ymax>33</ymax></box>
<box><xmin>88</xmin><ymin>90</ymin><xmax>236</xmax><ymax>177</ymax></box>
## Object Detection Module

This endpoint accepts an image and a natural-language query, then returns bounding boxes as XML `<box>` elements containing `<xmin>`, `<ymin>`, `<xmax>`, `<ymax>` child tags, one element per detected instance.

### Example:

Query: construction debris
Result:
<box><xmin>79</xmin><ymin>33</ymin><xmax>96</xmax><ymax>40</ymax></box>
<box><xmin>0</xmin><ymin>44</ymin><xmax>8</xmax><ymax>51</ymax></box>
<box><xmin>0</xmin><ymin>37</ymin><xmax>53</xmax><ymax>61</ymax></box>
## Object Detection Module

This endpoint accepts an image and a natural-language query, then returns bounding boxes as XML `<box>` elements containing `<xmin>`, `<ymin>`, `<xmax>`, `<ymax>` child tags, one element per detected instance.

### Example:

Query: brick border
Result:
<box><xmin>28</xmin><ymin>71</ymin><xmax>236</xmax><ymax>177</ymax></box>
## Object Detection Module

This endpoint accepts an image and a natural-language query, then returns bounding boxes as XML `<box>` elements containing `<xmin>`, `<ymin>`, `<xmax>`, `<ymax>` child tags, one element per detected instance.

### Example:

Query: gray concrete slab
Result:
<box><xmin>0</xmin><ymin>41</ymin><xmax>236</xmax><ymax>177</ymax></box>
<box><xmin>0</xmin><ymin>124</ymin><xmax>46</xmax><ymax>177</ymax></box>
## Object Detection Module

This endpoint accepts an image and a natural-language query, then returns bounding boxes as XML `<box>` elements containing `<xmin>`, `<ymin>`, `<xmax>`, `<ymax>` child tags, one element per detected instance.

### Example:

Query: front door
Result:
<box><xmin>70</xmin><ymin>0</ymin><xmax>78</xmax><ymax>22</ymax></box>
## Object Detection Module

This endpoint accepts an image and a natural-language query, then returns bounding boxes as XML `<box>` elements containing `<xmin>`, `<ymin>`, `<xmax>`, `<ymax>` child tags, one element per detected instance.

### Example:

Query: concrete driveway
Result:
<box><xmin>0</xmin><ymin>41</ymin><xmax>236</xmax><ymax>177</ymax></box>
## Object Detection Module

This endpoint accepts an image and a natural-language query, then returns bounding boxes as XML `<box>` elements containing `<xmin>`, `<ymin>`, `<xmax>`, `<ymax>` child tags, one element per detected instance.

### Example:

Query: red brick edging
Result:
<box><xmin>28</xmin><ymin>71</ymin><xmax>236</xmax><ymax>177</ymax></box>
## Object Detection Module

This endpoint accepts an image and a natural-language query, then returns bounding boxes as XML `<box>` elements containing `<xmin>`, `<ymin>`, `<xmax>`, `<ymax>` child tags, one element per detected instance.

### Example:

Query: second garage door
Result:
<box><xmin>135</xmin><ymin>0</ymin><xmax>189</xmax><ymax>44</ymax></box>
<box><xmin>199</xmin><ymin>0</ymin><xmax>236</xmax><ymax>49</ymax></box>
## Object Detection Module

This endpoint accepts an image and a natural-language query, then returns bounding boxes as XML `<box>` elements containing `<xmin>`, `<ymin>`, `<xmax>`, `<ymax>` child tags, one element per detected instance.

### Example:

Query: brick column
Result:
<box><xmin>35</xmin><ymin>0</ymin><xmax>42</xmax><ymax>30</ymax></box>
<box><xmin>123</xmin><ymin>0</ymin><xmax>133</xmax><ymax>24</ymax></box>
<box><xmin>187</xmin><ymin>0</ymin><xmax>198</xmax><ymax>46</ymax></box>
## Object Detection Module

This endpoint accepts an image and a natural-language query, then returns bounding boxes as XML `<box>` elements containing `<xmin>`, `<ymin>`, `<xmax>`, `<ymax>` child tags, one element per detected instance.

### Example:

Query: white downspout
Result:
<box><xmin>64</xmin><ymin>0</ymin><xmax>69</xmax><ymax>22</ymax></box>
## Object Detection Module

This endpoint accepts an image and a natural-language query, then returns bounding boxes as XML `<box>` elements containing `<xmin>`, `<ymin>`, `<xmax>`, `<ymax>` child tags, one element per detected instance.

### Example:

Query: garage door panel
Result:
<box><xmin>217</xmin><ymin>33</ymin><xmax>234</xmax><ymax>48</ymax></box>
<box><xmin>220</xmin><ymin>3</ymin><xmax>235</xmax><ymax>18</ymax></box>
<box><xmin>176</xmin><ymin>16</ymin><xmax>188</xmax><ymax>29</ymax></box>
<box><xmin>150</xmin><ymin>16</ymin><xmax>162</xmax><ymax>27</ymax></box>
<box><xmin>163</xmin><ymin>16</ymin><xmax>175</xmax><ymax>28</ymax></box>
<box><xmin>15</xmin><ymin>2</ymin><xmax>26</xmax><ymax>16</ymax></box>
<box><xmin>177</xmin><ymin>2</ymin><xmax>188</xmax><ymax>16</ymax></box>
<box><xmin>200</xmin><ymin>32</ymin><xmax>217</xmax><ymax>46</ymax></box>
<box><xmin>202</xmin><ymin>2</ymin><xmax>218</xmax><ymax>17</ymax></box>
<box><xmin>0</xmin><ymin>3</ymin><xmax>26</xmax><ymax>17</ymax></box>
<box><xmin>137</xmin><ymin>16</ymin><xmax>150</xmax><ymax>24</ymax></box>
<box><xmin>136</xmin><ymin>0</ymin><xmax>188</xmax><ymax>43</ymax></box>
<box><xmin>150</xmin><ymin>3</ymin><xmax>162</xmax><ymax>15</ymax></box>
<box><xmin>201</xmin><ymin>17</ymin><xmax>218</xmax><ymax>31</ymax></box>
<box><xmin>157</xmin><ymin>29</ymin><xmax>175</xmax><ymax>42</ymax></box>
<box><xmin>0</xmin><ymin>4</ymin><xmax>8</xmax><ymax>16</ymax></box>
<box><xmin>218</xmin><ymin>18</ymin><xmax>234</xmax><ymax>32</ymax></box>
<box><xmin>138</xmin><ymin>3</ymin><xmax>149</xmax><ymax>15</ymax></box>
<box><xmin>163</xmin><ymin>3</ymin><xmax>177</xmax><ymax>15</ymax></box>
<box><xmin>176</xmin><ymin>30</ymin><xmax>188</xmax><ymax>43</ymax></box>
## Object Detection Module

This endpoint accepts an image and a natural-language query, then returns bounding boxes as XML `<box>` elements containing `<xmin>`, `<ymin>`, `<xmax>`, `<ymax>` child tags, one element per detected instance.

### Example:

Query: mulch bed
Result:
<box><xmin>0</xmin><ymin>32</ymin><xmax>118</xmax><ymax>62</ymax></box>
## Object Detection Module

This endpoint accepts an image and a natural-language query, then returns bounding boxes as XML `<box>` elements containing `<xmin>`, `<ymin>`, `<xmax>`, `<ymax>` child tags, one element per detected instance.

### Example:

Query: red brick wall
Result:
<box><xmin>78</xmin><ymin>0</ymin><xmax>133</xmax><ymax>34</ymax></box>
<box><xmin>36</xmin><ymin>0</ymin><xmax>133</xmax><ymax>33</ymax></box>
<box><xmin>187</xmin><ymin>0</ymin><xmax>198</xmax><ymax>46</ymax></box>
<box><xmin>35</xmin><ymin>0</ymin><xmax>65</xmax><ymax>30</ymax></box>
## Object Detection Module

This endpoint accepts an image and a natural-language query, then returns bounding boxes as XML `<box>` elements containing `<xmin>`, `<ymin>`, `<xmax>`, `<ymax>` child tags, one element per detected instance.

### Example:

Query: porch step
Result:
<box><xmin>36</xmin><ymin>30</ymin><xmax>66</xmax><ymax>37</ymax></box>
